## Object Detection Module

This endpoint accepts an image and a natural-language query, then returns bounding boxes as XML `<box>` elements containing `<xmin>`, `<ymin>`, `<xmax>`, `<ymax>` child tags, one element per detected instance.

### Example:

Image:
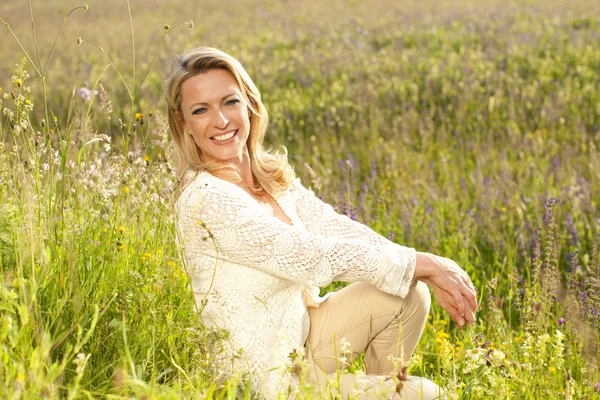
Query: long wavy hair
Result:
<box><xmin>165</xmin><ymin>47</ymin><xmax>295</xmax><ymax>198</ymax></box>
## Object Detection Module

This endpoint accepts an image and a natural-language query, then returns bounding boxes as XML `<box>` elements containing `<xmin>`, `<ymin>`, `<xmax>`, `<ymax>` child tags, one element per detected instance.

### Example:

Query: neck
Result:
<box><xmin>234</xmin><ymin>146</ymin><xmax>254</xmax><ymax>186</ymax></box>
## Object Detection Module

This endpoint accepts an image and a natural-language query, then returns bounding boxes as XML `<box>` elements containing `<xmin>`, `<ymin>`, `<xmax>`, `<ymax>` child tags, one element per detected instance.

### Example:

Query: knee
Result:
<box><xmin>409</xmin><ymin>281</ymin><xmax>431</xmax><ymax>316</ymax></box>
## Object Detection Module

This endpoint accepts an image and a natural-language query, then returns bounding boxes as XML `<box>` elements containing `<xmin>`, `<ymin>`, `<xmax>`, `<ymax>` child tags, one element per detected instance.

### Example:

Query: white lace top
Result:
<box><xmin>175</xmin><ymin>171</ymin><xmax>417</xmax><ymax>397</ymax></box>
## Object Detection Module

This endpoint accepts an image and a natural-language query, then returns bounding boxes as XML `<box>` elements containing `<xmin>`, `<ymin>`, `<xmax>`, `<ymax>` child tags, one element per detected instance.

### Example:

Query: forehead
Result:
<box><xmin>180</xmin><ymin>69</ymin><xmax>241</xmax><ymax>104</ymax></box>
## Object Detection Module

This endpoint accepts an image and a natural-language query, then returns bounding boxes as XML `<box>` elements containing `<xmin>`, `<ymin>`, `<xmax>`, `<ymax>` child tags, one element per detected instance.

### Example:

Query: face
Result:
<box><xmin>179</xmin><ymin>69</ymin><xmax>251</xmax><ymax>164</ymax></box>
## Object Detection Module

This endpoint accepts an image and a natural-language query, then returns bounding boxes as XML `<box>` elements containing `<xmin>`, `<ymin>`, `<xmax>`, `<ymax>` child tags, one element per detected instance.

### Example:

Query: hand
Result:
<box><xmin>422</xmin><ymin>278</ymin><xmax>476</xmax><ymax>328</ymax></box>
<box><xmin>415</xmin><ymin>252</ymin><xmax>478</xmax><ymax>327</ymax></box>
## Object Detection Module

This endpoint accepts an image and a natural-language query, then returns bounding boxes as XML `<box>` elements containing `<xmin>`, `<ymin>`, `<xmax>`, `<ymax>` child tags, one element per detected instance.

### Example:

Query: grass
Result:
<box><xmin>0</xmin><ymin>0</ymin><xmax>599</xmax><ymax>398</ymax></box>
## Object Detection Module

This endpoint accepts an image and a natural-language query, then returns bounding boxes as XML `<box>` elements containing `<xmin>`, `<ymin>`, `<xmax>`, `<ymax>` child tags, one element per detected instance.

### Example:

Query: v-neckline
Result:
<box><xmin>205</xmin><ymin>172</ymin><xmax>295</xmax><ymax>228</ymax></box>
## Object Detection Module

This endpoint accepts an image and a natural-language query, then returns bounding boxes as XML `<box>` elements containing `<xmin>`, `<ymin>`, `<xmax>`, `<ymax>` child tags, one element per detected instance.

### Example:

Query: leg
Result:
<box><xmin>308</xmin><ymin>281</ymin><xmax>431</xmax><ymax>374</ymax></box>
<box><xmin>306</xmin><ymin>281</ymin><xmax>444</xmax><ymax>399</ymax></box>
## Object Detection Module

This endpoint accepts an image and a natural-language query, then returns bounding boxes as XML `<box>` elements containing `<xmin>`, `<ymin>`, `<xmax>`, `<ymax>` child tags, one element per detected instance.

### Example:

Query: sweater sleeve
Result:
<box><xmin>177</xmin><ymin>183</ymin><xmax>416</xmax><ymax>298</ymax></box>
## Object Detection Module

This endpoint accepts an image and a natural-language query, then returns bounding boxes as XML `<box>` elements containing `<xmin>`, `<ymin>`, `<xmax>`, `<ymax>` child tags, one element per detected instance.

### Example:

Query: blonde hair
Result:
<box><xmin>165</xmin><ymin>47</ymin><xmax>295</xmax><ymax>197</ymax></box>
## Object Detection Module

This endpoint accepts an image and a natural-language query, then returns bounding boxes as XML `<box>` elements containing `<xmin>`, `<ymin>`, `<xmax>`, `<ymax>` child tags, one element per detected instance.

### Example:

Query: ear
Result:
<box><xmin>176</xmin><ymin>111</ymin><xmax>191</xmax><ymax>134</ymax></box>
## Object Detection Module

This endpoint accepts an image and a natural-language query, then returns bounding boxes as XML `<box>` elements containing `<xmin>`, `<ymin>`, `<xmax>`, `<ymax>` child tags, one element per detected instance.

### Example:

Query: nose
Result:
<box><xmin>213</xmin><ymin>110</ymin><xmax>229</xmax><ymax>129</ymax></box>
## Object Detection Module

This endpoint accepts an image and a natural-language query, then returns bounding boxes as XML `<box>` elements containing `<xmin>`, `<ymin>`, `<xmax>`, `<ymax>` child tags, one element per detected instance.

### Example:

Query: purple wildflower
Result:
<box><xmin>77</xmin><ymin>87</ymin><xmax>97</xmax><ymax>102</ymax></box>
<box><xmin>545</xmin><ymin>198</ymin><xmax>558</xmax><ymax>209</ymax></box>
<box><xmin>565</xmin><ymin>213</ymin><xmax>579</xmax><ymax>246</ymax></box>
<box><xmin>388</xmin><ymin>231</ymin><xmax>395</xmax><ymax>241</ymax></box>
<box><xmin>558</xmin><ymin>317</ymin><xmax>565</xmax><ymax>325</ymax></box>
<box><xmin>483</xmin><ymin>176</ymin><xmax>491</xmax><ymax>189</ymax></box>
<box><xmin>349</xmin><ymin>207</ymin><xmax>358</xmax><ymax>221</ymax></box>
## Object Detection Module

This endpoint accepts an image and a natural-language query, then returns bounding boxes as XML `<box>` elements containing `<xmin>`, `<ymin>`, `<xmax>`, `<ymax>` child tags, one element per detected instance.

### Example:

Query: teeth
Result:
<box><xmin>212</xmin><ymin>131</ymin><xmax>235</xmax><ymax>141</ymax></box>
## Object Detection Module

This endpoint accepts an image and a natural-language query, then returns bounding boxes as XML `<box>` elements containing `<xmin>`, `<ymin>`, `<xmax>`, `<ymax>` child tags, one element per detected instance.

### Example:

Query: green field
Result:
<box><xmin>0</xmin><ymin>0</ymin><xmax>599</xmax><ymax>398</ymax></box>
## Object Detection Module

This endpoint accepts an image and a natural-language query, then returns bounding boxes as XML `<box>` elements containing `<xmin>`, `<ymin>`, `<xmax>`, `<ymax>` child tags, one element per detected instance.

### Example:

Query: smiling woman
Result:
<box><xmin>165</xmin><ymin>47</ymin><xmax>476</xmax><ymax>399</ymax></box>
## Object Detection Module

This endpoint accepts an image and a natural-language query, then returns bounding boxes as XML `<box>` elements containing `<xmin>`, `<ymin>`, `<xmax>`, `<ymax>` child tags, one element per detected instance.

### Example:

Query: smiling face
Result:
<box><xmin>178</xmin><ymin>69</ymin><xmax>251</xmax><ymax>165</ymax></box>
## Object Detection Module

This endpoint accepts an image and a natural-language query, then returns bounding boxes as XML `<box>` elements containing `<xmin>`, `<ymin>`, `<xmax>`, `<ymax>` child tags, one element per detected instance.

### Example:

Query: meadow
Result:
<box><xmin>0</xmin><ymin>0</ymin><xmax>599</xmax><ymax>398</ymax></box>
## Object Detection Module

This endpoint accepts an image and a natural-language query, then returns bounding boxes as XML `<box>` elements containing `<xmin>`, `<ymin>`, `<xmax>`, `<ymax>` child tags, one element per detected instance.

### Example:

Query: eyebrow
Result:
<box><xmin>188</xmin><ymin>93</ymin><xmax>238</xmax><ymax>110</ymax></box>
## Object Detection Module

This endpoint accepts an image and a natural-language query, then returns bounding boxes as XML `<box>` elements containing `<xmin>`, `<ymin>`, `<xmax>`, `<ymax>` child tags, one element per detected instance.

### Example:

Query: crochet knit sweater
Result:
<box><xmin>175</xmin><ymin>171</ymin><xmax>417</xmax><ymax>398</ymax></box>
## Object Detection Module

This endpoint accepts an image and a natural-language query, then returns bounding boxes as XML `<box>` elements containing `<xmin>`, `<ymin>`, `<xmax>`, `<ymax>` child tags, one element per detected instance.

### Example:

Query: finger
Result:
<box><xmin>452</xmin><ymin>292</ymin><xmax>465</xmax><ymax>318</ymax></box>
<box><xmin>461</xmin><ymin>288</ymin><xmax>478</xmax><ymax>313</ymax></box>
<box><xmin>437</xmin><ymin>291</ymin><xmax>463</xmax><ymax>326</ymax></box>
<box><xmin>460</xmin><ymin>276</ymin><xmax>478</xmax><ymax>310</ymax></box>
<box><xmin>462</xmin><ymin>297</ymin><xmax>476</xmax><ymax>324</ymax></box>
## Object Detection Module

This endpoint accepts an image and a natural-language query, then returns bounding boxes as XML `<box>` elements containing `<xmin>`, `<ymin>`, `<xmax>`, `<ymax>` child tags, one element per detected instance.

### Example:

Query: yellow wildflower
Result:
<box><xmin>123</xmin><ymin>186</ymin><xmax>130</xmax><ymax>194</ymax></box>
<box><xmin>135</xmin><ymin>113</ymin><xmax>143</xmax><ymax>121</ymax></box>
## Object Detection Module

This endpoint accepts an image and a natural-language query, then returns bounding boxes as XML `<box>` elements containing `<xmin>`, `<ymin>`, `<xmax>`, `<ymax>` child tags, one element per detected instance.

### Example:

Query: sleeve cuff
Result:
<box><xmin>372</xmin><ymin>244</ymin><xmax>417</xmax><ymax>298</ymax></box>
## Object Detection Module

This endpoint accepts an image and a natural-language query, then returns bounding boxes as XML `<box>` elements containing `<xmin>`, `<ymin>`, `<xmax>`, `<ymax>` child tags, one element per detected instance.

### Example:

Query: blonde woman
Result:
<box><xmin>167</xmin><ymin>47</ymin><xmax>477</xmax><ymax>399</ymax></box>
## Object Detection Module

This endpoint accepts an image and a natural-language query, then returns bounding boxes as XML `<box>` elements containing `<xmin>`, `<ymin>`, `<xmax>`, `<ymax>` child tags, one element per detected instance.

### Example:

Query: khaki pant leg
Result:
<box><xmin>305</xmin><ymin>281</ymin><xmax>444</xmax><ymax>399</ymax></box>
<box><xmin>307</xmin><ymin>281</ymin><xmax>431</xmax><ymax>374</ymax></box>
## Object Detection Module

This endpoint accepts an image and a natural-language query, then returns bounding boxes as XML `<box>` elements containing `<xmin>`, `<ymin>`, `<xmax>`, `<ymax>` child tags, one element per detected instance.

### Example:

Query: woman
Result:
<box><xmin>167</xmin><ymin>47</ymin><xmax>477</xmax><ymax>399</ymax></box>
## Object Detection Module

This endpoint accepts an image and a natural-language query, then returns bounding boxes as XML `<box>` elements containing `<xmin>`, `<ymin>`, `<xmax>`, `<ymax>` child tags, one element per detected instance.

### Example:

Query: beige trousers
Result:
<box><xmin>305</xmin><ymin>281</ymin><xmax>445</xmax><ymax>399</ymax></box>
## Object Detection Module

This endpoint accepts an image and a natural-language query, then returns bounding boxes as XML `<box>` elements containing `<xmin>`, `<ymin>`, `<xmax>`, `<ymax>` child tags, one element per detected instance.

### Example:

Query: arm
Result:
<box><xmin>177</xmin><ymin>184</ymin><xmax>417</xmax><ymax>298</ymax></box>
<box><xmin>288</xmin><ymin>178</ymin><xmax>477</xmax><ymax>326</ymax></box>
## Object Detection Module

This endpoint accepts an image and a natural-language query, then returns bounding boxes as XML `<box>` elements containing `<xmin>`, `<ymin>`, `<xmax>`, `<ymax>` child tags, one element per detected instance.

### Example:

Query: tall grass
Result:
<box><xmin>0</xmin><ymin>0</ymin><xmax>599</xmax><ymax>398</ymax></box>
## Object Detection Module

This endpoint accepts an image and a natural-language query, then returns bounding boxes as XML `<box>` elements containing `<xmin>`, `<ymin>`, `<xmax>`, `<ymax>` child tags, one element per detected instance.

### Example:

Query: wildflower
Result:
<box><xmin>123</xmin><ymin>186</ymin><xmax>130</xmax><ymax>194</ymax></box>
<box><xmin>489</xmin><ymin>349</ymin><xmax>505</xmax><ymax>365</ymax></box>
<box><xmin>73</xmin><ymin>353</ymin><xmax>89</xmax><ymax>375</ymax></box>
<box><xmin>558</xmin><ymin>317</ymin><xmax>565</xmax><ymax>325</ymax></box>
<box><xmin>595</xmin><ymin>382</ymin><xmax>600</xmax><ymax>392</ymax></box>
<box><xmin>14</xmin><ymin>372</ymin><xmax>25</xmax><ymax>390</ymax></box>
<box><xmin>545</xmin><ymin>197</ymin><xmax>558</xmax><ymax>209</ymax></box>
<box><xmin>15</xmin><ymin>79</ymin><xmax>22</xmax><ymax>87</ymax></box>
<box><xmin>77</xmin><ymin>87</ymin><xmax>97</xmax><ymax>101</ymax></box>
<box><xmin>135</xmin><ymin>113</ymin><xmax>143</xmax><ymax>120</ymax></box>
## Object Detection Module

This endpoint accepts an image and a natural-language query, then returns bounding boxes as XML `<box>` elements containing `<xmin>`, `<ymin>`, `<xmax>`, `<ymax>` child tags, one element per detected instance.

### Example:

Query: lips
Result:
<box><xmin>210</xmin><ymin>129</ymin><xmax>238</xmax><ymax>142</ymax></box>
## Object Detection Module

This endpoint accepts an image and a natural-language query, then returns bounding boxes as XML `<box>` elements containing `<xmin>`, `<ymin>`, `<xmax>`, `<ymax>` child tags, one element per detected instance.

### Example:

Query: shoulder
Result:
<box><xmin>288</xmin><ymin>177</ymin><xmax>319</xmax><ymax>201</ymax></box>
<box><xmin>176</xmin><ymin>172</ymin><xmax>252</xmax><ymax>225</ymax></box>
<box><xmin>287</xmin><ymin>177</ymin><xmax>304</xmax><ymax>195</ymax></box>
<box><xmin>177</xmin><ymin>172</ymin><xmax>216</xmax><ymax>208</ymax></box>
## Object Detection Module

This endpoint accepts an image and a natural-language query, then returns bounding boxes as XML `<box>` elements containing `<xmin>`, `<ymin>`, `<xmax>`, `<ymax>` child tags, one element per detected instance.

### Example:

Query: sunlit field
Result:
<box><xmin>1</xmin><ymin>0</ymin><xmax>599</xmax><ymax>398</ymax></box>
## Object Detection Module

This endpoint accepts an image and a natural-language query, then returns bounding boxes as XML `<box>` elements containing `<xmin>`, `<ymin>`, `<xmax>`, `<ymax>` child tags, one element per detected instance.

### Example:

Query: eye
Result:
<box><xmin>192</xmin><ymin>107</ymin><xmax>207</xmax><ymax>115</ymax></box>
<box><xmin>226</xmin><ymin>98</ymin><xmax>240</xmax><ymax>106</ymax></box>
